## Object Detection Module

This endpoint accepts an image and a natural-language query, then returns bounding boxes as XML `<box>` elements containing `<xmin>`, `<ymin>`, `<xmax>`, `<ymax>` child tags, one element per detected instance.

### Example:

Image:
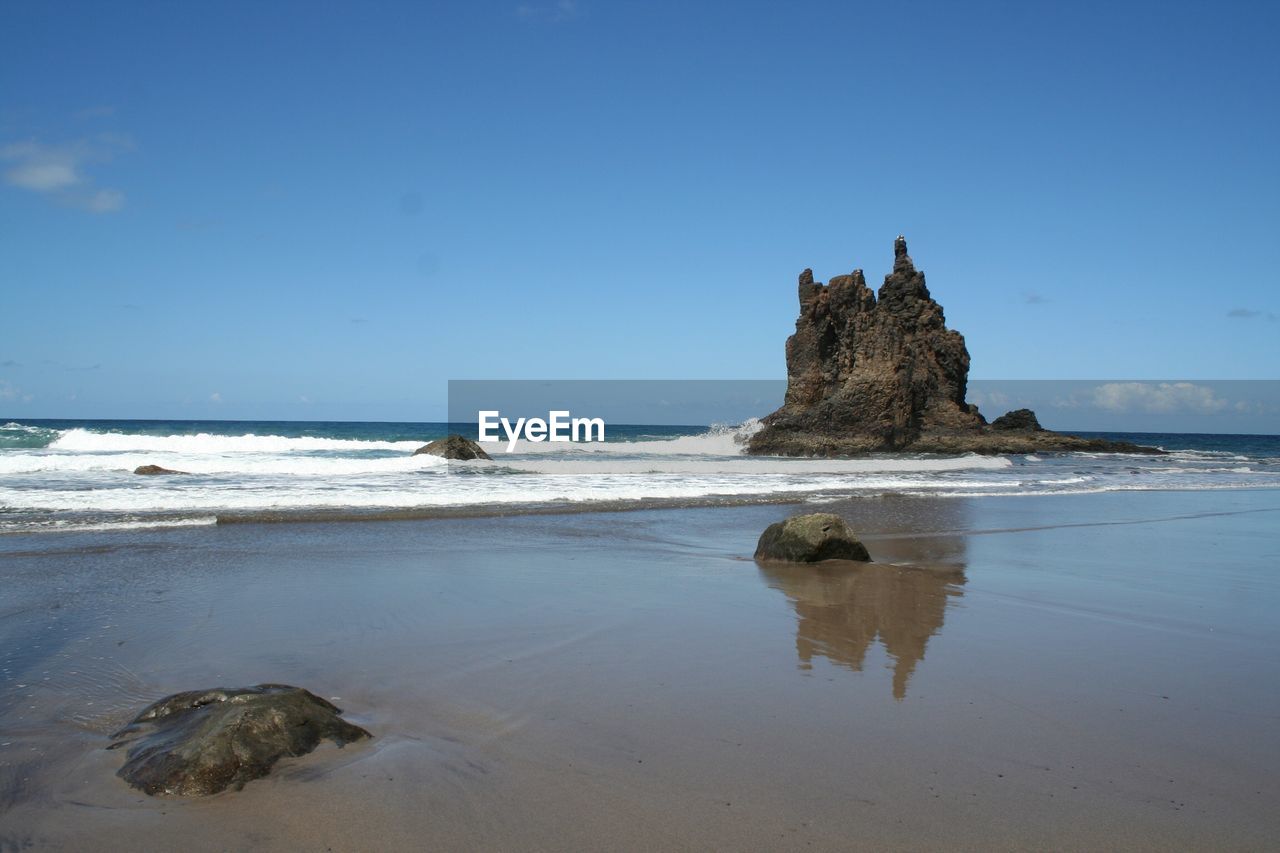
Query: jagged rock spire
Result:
<box><xmin>751</xmin><ymin>236</ymin><xmax>978</xmax><ymax>453</ymax></box>
<box><xmin>797</xmin><ymin>267</ymin><xmax>820</xmax><ymax>307</ymax></box>
<box><xmin>748</xmin><ymin>236</ymin><xmax>1167</xmax><ymax>457</ymax></box>
<box><xmin>893</xmin><ymin>235</ymin><xmax>914</xmax><ymax>272</ymax></box>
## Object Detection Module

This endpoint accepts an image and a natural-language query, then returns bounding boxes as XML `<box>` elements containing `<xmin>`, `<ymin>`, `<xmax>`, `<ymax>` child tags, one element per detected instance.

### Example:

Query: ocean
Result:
<box><xmin>1</xmin><ymin>418</ymin><xmax>1277</xmax><ymax>535</ymax></box>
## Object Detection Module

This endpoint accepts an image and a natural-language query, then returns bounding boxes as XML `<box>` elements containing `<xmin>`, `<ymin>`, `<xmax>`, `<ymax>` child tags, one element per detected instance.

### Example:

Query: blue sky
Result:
<box><xmin>1</xmin><ymin>0</ymin><xmax>1277</xmax><ymax>421</ymax></box>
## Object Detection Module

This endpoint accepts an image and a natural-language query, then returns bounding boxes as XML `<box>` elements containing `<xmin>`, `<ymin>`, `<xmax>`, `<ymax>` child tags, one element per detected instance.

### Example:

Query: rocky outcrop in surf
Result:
<box><xmin>990</xmin><ymin>408</ymin><xmax>1044</xmax><ymax>431</ymax></box>
<box><xmin>747</xmin><ymin>237</ymin><xmax>1163</xmax><ymax>456</ymax></box>
<box><xmin>134</xmin><ymin>464</ymin><xmax>187</xmax><ymax>475</ymax></box>
<box><xmin>413</xmin><ymin>434</ymin><xmax>492</xmax><ymax>460</ymax></box>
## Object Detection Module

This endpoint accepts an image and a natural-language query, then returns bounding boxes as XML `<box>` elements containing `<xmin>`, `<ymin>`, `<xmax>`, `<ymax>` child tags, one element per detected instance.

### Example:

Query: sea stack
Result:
<box><xmin>748</xmin><ymin>237</ymin><xmax>1163</xmax><ymax>456</ymax></box>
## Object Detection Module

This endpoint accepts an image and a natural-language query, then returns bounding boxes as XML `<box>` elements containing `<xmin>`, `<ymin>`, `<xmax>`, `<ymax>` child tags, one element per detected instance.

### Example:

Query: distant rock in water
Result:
<box><xmin>754</xmin><ymin>513</ymin><xmax>871</xmax><ymax>563</ymax></box>
<box><xmin>747</xmin><ymin>237</ymin><xmax>1163</xmax><ymax>456</ymax></box>
<box><xmin>990</xmin><ymin>408</ymin><xmax>1044</xmax><ymax>431</ymax></box>
<box><xmin>413</xmin><ymin>434</ymin><xmax>492</xmax><ymax>460</ymax></box>
<box><xmin>109</xmin><ymin>684</ymin><xmax>370</xmax><ymax>797</ymax></box>
<box><xmin>134</xmin><ymin>464</ymin><xmax>187</xmax><ymax>475</ymax></box>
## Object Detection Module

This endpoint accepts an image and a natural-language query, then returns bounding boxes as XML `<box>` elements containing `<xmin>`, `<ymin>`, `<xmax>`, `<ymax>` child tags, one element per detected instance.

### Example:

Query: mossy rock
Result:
<box><xmin>109</xmin><ymin>684</ymin><xmax>370</xmax><ymax>796</ymax></box>
<box><xmin>754</xmin><ymin>513</ymin><xmax>871</xmax><ymax>563</ymax></box>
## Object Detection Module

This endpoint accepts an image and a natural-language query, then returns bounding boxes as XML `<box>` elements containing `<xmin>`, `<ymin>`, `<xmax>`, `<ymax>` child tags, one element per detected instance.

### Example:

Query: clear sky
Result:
<box><xmin>1</xmin><ymin>0</ymin><xmax>1277</xmax><ymax>421</ymax></box>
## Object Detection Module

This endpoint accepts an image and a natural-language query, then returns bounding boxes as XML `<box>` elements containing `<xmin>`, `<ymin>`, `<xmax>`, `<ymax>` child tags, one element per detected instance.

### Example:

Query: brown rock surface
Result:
<box><xmin>748</xmin><ymin>238</ymin><xmax>1163</xmax><ymax>456</ymax></box>
<box><xmin>109</xmin><ymin>684</ymin><xmax>370</xmax><ymax>797</ymax></box>
<box><xmin>754</xmin><ymin>513</ymin><xmax>871</xmax><ymax>563</ymax></box>
<box><xmin>412</xmin><ymin>434</ymin><xmax>492</xmax><ymax>460</ymax></box>
<box><xmin>990</xmin><ymin>408</ymin><xmax>1044</xmax><ymax>431</ymax></box>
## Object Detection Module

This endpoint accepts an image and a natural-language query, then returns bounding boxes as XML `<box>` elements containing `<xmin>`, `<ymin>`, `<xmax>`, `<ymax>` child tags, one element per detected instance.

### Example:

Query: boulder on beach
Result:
<box><xmin>134</xmin><ymin>464</ymin><xmax>187</xmax><ymax>475</ymax></box>
<box><xmin>990</xmin><ymin>408</ymin><xmax>1044</xmax><ymax>431</ymax></box>
<box><xmin>108</xmin><ymin>684</ymin><xmax>371</xmax><ymax>797</ymax></box>
<box><xmin>754</xmin><ymin>513</ymin><xmax>871</xmax><ymax>563</ymax></box>
<box><xmin>412</xmin><ymin>434</ymin><xmax>492</xmax><ymax>460</ymax></box>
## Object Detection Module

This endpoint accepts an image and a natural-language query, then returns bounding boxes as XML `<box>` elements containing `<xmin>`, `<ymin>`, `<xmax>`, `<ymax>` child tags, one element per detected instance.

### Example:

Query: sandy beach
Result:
<box><xmin>5</xmin><ymin>0</ymin><xmax>1278</xmax><ymax>847</ymax></box>
<box><xmin>2</xmin><ymin>489</ymin><xmax>1277</xmax><ymax>851</ymax></box>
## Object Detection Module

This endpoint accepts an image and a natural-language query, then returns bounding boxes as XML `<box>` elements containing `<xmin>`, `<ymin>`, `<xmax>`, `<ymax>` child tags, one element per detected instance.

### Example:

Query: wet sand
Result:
<box><xmin>2</xmin><ymin>490</ymin><xmax>1278</xmax><ymax>850</ymax></box>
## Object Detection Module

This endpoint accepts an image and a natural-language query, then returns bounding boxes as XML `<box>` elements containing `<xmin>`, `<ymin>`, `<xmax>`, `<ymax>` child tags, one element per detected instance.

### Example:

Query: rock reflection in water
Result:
<box><xmin>758</xmin><ymin>560</ymin><xmax>965</xmax><ymax>699</ymax></box>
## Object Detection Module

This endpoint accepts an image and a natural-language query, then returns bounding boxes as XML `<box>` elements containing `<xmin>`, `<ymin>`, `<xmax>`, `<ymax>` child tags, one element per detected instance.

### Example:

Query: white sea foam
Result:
<box><xmin>2</xmin><ymin>422</ymin><xmax>1277</xmax><ymax>531</ymax></box>
<box><xmin>2</xmin><ymin>421</ymin><xmax>50</xmax><ymax>433</ymax></box>
<box><xmin>0</xmin><ymin>452</ymin><xmax>450</xmax><ymax>476</ymax></box>
<box><xmin>0</xmin><ymin>476</ymin><xmax>851</xmax><ymax>513</ymax></box>
<box><xmin>503</xmin><ymin>455</ymin><xmax>1012</xmax><ymax>476</ymax></box>
<box><xmin>12</xmin><ymin>516</ymin><xmax>220</xmax><ymax>534</ymax></box>
<box><xmin>0</xmin><ymin>452</ymin><xmax>1007</xmax><ymax>479</ymax></box>
<box><xmin>49</xmin><ymin>429</ymin><xmax>423</xmax><ymax>454</ymax></box>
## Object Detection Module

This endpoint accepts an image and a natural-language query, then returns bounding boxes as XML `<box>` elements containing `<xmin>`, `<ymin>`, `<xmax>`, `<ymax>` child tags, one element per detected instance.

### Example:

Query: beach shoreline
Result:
<box><xmin>3</xmin><ymin>418</ymin><xmax>1278</xmax><ymax>537</ymax></box>
<box><xmin>3</xmin><ymin>489</ymin><xmax>1278</xmax><ymax>850</ymax></box>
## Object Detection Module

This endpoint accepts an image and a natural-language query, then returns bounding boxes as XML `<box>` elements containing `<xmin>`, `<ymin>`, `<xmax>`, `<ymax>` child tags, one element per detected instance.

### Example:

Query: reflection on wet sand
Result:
<box><xmin>752</xmin><ymin>499</ymin><xmax>972</xmax><ymax>696</ymax></box>
<box><xmin>756</xmin><ymin>501</ymin><xmax>972</xmax><ymax>698</ymax></box>
<box><xmin>758</xmin><ymin>560</ymin><xmax>964</xmax><ymax>698</ymax></box>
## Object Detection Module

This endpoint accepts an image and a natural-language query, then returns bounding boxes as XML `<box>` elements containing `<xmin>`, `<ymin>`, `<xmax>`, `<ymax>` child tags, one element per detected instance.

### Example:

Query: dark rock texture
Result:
<box><xmin>413</xmin><ymin>434</ymin><xmax>492</xmax><ymax>460</ymax></box>
<box><xmin>754</xmin><ymin>513</ymin><xmax>871</xmax><ymax>563</ymax></box>
<box><xmin>990</xmin><ymin>408</ymin><xmax>1044</xmax><ymax>431</ymax></box>
<box><xmin>108</xmin><ymin>684</ymin><xmax>370</xmax><ymax>796</ymax></box>
<box><xmin>133</xmin><ymin>464</ymin><xmax>187</xmax><ymax>475</ymax></box>
<box><xmin>747</xmin><ymin>237</ymin><xmax>1163</xmax><ymax>456</ymax></box>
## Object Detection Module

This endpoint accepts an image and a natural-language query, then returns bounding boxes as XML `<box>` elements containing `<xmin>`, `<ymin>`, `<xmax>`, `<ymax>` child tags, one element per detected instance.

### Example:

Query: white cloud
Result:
<box><xmin>1233</xmin><ymin>399</ymin><xmax>1278</xmax><ymax>415</ymax></box>
<box><xmin>1092</xmin><ymin>382</ymin><xmax>1227</xmax><ymax>414</ymax></box>
<box><xmin>209</xmin><ymin>392</ymin><xmax>223</xmax><ymax>403</ymax></box>
<box><xmin>84</xmin><ymin>188</ymin><xmax>125</xmax><ymax>212</ymax></box>
<box><xmin>517</xmin><ymin>0</ymin><xmax>579</xmax><ymax>21</ymax></box>
<box><xmin>0</xmin><ymin>380</ymin><xmax>32</xmax><ymax>403</ymax></box>
<box><xmin>0</xmin><ymin>136</ymin><xmax>130</xmax><ymax>213</ymax></box>
<box><xmin>6</xmin><ymin>160</ymin><xmax>79</xmax><ymax>191</ymax></box>
<box><xmin>969</xmin><ymin>390</ymin><xmax>1010</xmax><ymax>410</ymax></box>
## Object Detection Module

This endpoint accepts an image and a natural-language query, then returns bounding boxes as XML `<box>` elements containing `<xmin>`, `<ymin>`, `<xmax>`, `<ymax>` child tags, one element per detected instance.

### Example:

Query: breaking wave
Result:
<box><xmin>49</xmin><ymin>428</ymin><xmax>422</xmax><ymax>455</ymax></box>
<box><xmin>1</xmin><ymin>420</ymin><xmax>1277</xmax><ymax>534</ymax></box>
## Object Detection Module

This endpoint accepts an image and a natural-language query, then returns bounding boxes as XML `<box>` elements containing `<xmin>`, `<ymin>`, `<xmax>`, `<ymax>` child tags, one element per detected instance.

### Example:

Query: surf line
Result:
<box><xmin>477</xmin><ymin>411</ymin><xmax>606</xmax><ymax>453</ymax></box>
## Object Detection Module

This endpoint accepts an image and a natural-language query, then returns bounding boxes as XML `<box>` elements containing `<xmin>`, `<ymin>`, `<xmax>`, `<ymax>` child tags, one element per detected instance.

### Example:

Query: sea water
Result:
<box><xmin>0</xmin><ymin>419</ymin><xmax>1277</xmax><ymax>533</ymax></box>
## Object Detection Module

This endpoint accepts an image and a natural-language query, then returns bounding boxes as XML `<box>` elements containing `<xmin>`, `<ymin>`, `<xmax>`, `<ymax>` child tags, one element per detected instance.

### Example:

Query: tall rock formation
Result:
<box><xmin>748</xmin><ymin>237</ymin><xmax>1162</xmax><ymax>456</ymax></box>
